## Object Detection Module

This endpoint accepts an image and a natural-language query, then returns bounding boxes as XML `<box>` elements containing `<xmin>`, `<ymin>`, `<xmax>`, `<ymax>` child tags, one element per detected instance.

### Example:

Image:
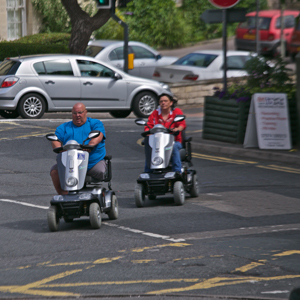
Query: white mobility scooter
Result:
<box><xmin>46</xmin><ymin>131</ymin><xmax>118</xmax><ymax>231</ymax></box>
<box><xmin>134</xmin><ymin>115</ymin><xmax>199</xmax><ymax>207</ymax></box>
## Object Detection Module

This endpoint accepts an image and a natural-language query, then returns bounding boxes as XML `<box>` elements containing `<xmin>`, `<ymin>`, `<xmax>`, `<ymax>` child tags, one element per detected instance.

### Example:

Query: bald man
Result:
<box><xmin>50</xmin><ymin>103</ymin><xmax>106</xmax><ymax>195</ymax></box>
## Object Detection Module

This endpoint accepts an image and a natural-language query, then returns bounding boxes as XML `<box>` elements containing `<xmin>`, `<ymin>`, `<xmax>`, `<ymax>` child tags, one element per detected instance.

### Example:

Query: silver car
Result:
<box><xmin>153</xmin><ymin>50</ymin><xmax>254</xmax><ymax>83</ymax></box>
<box><xmin>0</xmin><ymin>54</ymin><xmax>171</xmax><ymax>119</ymax></box>
<box><xmin>86</xmin><ymin>40</ymin><xmax>178</xmax><ymax>79</ymax></box>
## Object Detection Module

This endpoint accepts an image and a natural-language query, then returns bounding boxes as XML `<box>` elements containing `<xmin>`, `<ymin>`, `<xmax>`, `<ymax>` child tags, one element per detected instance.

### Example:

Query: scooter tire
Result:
<box><xmin>189</xmin><ymin>174</ymin><xmax>199</xmax><ymax>198</ymax></box>
<box><xmin>173</xmin><ymin>181</ymin><xmax>185</xmax><ymax>206</ymax></box>
<box><xmin>134</xmin><ymin>183</ymin><xmax>145</xmax><ymax>207</ymax></box>
<box><xmin>47</xmin><ymin>205</ymin><xmax>59</xmax><ymax>232</ymax></box>
<box><xmin>89</xmin><ymin>202</ymin><xmax>102</xmax><ymax>229</ymax></box>
<box><xmin>107</xmin><ymin>195</ymin><xmax>119</xmax><ymax>220</ymax></box>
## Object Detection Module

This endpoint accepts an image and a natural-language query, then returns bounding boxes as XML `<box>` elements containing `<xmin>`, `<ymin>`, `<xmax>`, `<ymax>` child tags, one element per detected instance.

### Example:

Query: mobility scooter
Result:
<box><xmin>134</xmin><ymin>115</ymin><xmax>199</xmax><ymax>207</ymax></box>
<box><xmin>46</xmin><ymin>130</ymin><xmax>118</xmax><ymax>231</ymax></box>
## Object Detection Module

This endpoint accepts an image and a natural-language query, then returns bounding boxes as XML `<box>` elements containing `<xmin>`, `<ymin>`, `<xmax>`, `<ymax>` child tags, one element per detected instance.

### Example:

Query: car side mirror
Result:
<box><xmin>156</xmin><ymin>54</ymin><xmax>162</xmax><ymax>61</ymax></box>
<box><xmin>114</xmin><ymin>73</ymin><xmax>122</xmax><ymax>80</ymax></box>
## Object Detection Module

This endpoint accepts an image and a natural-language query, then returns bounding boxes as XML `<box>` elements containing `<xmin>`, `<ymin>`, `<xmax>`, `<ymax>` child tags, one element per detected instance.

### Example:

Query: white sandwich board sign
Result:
<box><xmin>243</xmin><ymin>93</ymin><xmax>291</xmax><ymax>150</ymax></box>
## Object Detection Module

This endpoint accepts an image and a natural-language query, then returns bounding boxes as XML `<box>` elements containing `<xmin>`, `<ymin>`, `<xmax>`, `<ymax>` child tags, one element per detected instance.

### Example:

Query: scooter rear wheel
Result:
<box><xmin>174</xmin><ymin>181</ymin><xmax>185</xmax><ymax>206</ymax></box>
<box><xmin>47</xmin><ymin>205</ymin><xmax>59</xmax><ymax>232</ymax></box>
<box><xmin>89</xmin><ymin>202</ymin><xmax>102</xmax><ymax>229</ymax></box>
<box><xmin>134</xmin><ymin>183</ymin><xmax>145</xmax><ymax>207</ymax></box>
<box><xmin>189</xmin><ymin>174</ymin><xmax>199</xmax><ymax>198</ymax></box>
<box><xmin>107</xmin><ymin>195</ymin><xmax>119</xmax><ymax>220</ymax></box>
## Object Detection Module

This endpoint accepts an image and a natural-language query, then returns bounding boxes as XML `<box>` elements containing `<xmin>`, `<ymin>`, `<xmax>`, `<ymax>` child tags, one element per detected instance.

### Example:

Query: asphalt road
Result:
<box><xmin>0</xmin><ymin>113</ymin><xmax>300</xmax><ymax>300</ymax></box>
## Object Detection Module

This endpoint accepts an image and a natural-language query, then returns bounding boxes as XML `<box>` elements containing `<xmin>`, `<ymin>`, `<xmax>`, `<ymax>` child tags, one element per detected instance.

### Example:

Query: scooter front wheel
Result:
<box><xmin>89</xmin><ymin>202</ymin><xmax>102</xmax><ymax>229</ymax></box>
<box><xmin>134</xmin><ymin>183</ymin><xmax>145</xmax><ymax>207</ymax></box>
<box><xmin>47</xmin><ymin>205</ymin><xmax>60</xmax><ymax>232</ymax></box>
<box><xmin>174</xmin><ymin>181</ymin><xmax>185</xmax><ymax>206</ymax></box>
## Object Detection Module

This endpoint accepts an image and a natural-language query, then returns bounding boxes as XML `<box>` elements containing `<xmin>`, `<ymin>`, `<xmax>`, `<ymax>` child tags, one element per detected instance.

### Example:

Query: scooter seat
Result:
<box><xmin>85</xmin><ymin>176</ymin><xmax>102</xmax><ymax>183</ymax></box>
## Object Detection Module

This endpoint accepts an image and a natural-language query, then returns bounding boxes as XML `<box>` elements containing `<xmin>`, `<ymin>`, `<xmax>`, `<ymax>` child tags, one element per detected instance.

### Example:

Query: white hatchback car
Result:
<box><xmin>86</xmin><ymin>40</ymin><xmax>178</xmax><ymax>79</ymax></box>
<box><xmin>153</xmin><ymin>50</ymin><xmax>254</xmax><ymax>83</ymax></box>
<box><xmin>0</xmin><ymin>54</ymin><xmax>171</xmax><ymax>119</ymax></box>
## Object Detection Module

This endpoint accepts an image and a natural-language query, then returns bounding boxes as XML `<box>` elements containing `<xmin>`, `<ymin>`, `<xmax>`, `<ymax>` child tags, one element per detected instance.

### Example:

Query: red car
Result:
<box><xmin>235</xmin><ymin>9</ymin><xmax>300</xmax><ymax>56</ymax></box>
<box><xmin>288</xmin><ymin>16</ymin><xmax>300</xmax><ymax>60</ymax></box>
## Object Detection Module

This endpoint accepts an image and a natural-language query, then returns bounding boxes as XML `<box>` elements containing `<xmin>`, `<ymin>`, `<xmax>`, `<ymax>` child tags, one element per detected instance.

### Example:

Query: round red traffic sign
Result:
<box><xmin>209</xmin><ymin>0</ymin><xmax>240</xmax><ymax>9</ymax></box>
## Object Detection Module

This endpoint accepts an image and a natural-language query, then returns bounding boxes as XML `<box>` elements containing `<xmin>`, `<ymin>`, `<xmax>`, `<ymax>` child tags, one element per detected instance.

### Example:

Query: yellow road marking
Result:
<box><xmin>273</xmin><ymin>250</ymin><xmax>300</xmax><ymax>257</ymax></box>
<box><xmin>132</xmin><ymin>259</ymin><xmax>156</xmax><ymax>263</ymax></box>
<box><xmin>93</xmin><ymin>256</ymin><xmax>122</xmax><ymax>264</ymax></box>
<box><xmin>232</xmin><ymin>262</ymin><xmax>264</xmax><ymax>273</ymax></box>
<box><xmin>192</xmin><ymin>153</ymin><xmax>257</xmax><ymax>165</ymax></box>
<box><xmin>257</xmin><ymin>165</ymin><xmax>300</xmax><ymax>174</ymax></box>
<box><xmin>131</xmin><ymin>243</ymin><xmax>191</xmax><ymax>253</ymax></box>
<box><xmin>147</xmin><ymin>275</ymin><xmax>300</xmax><ymax>294</ymax></box>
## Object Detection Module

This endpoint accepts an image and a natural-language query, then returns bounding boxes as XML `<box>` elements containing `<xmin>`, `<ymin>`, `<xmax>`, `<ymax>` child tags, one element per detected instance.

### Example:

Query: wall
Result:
<box><xmin>169</xmin><ymin>74</ymin><xmax>296</xmax><ymax>107</ymax></box>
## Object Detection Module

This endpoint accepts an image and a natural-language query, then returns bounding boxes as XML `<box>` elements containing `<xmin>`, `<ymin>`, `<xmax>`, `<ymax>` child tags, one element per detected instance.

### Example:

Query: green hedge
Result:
<box><xmin>0</xmin><ymin>43</ymin><xmax>69</xmax><ymax>61</ymax></box>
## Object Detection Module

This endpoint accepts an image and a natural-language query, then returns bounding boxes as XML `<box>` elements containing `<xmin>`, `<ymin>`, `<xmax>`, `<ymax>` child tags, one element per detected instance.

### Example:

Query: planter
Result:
<box><xmin>203</xmin><ymin>96</ymin><xmax>298</xmax><ymax>145</ymax></box>
<box><xmin>202</xmin><ymin>96</ymin><xmax>250</xmax><ymax>144</ymax></box>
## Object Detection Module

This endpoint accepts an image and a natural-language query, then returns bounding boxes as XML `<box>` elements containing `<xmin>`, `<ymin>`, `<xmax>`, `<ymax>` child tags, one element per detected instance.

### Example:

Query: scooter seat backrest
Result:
<box><xmin>180</xmin><ymin>148</ymin><xmax>186</xmax><ymax>161</ymax></box>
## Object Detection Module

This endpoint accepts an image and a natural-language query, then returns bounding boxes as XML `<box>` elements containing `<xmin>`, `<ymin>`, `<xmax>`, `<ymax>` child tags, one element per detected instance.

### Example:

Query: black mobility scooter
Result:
<box><xmin>134</xmin><ymin>115</ymin><xmax>199</xmax><ymax>207</ymax></box>
<box><xmin>46</xmin><ymin>131</ymin><xmax>118</xmax><ymax>231</ymax></box>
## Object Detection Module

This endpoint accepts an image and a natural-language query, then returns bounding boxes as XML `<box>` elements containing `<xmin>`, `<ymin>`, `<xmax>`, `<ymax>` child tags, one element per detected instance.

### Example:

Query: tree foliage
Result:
<box><xmin>124</xmin><ymin>0</ymin><xmax>189</xmax><ymax>48</ymax></box>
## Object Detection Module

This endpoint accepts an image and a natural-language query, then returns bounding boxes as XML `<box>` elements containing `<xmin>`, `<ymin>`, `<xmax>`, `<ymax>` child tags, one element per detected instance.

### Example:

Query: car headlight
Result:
<box><xmin>152</xmin><ymin>156</ymin><xmax>163</xmax><ymax>166</ymax></box>
<box><xmin>140</xmin><ymin>173</ymin><xmax>150</xmax><ymax>179</ymax></box>
<box><xmin>164</xmin><ymin>172</ymin><xmax>175</xmax><ymax>179</ymax></box>
<box><xmin>79</xmin><ymin>193</ymin><xmax>92</xmax><ymax>200</ymax></box>
<box><xmin>66</xmin><ymin>177</ymin><xmax>78</xmax><ymax>187</ymax></box>
<box><xmin>159</xmin><ymin>82</ymin><xmax>170</xmax><ymax>91</ymax></box>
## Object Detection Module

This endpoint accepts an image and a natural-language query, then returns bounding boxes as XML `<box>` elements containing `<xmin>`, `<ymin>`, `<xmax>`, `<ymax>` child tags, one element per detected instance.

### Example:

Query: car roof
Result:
<box><xmin>186</xmin><ymin>50</ymin><xmax>252</xmax><ymax>56</ymax></box>
<box><xmin>88</xmin><ymin>40</ymin><xmax>149</xmax><ymax>47</ymax></box>
<box><xmin>8</xmin><ymin>53</ymin><xmax>95</xmax><ymax>62</ymax></box>
<box><xmin>246</xmin><ymin>9</ymin><xmax>300</xmax><ymax>17</ymax></box>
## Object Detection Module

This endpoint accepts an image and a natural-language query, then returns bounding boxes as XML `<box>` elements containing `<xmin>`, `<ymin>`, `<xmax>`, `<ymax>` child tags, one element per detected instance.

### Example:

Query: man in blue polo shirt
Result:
<box><xmin>50</xmin><ymin>103</ymin><xmax>106</xmax><ymax>195</ymax></box>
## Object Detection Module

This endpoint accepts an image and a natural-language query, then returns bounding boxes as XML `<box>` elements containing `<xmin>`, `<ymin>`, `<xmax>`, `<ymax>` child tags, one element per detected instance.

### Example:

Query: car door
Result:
<box><xmin>35</xmin><ymin>59</ymin><xmax>81</xmax><ymax>108</ymax></box>
<box><xmin>76</xmin><ymin>59</ymin><xmax>127</xmax><ymax>109</ymax></box>
<box><xmin>131</xmin><ymin>45</ymin><xmax>157</xmax><ymax>79</ymax></box>
<box><xmin>108</xmin><ymin>46</ymin><xmax>140</xmax><ymax>77</ymax></box>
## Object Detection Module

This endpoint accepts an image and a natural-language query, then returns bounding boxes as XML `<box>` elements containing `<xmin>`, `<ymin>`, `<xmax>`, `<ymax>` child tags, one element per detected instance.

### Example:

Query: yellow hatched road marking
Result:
<box><xmin>257</xmin><ymin>165</ymin><xmax>300</xmax><ymax>174</ymax></box>
<box><xmin>192</xmin><ymin>153</ymin><xmax>257</xmax><ymax>165</ymax></box>
<box><xmin>232</xmin><ymin>262</ymin><xmax>265</xmax><ymax>273</ymax></box>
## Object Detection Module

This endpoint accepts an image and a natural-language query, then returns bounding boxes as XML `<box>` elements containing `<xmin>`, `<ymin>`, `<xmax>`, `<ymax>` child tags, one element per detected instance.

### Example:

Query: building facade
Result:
<box><xmin>0</xmin><ymin>0</ymin><xmax>41</xmax><ymax>42</ymax></box>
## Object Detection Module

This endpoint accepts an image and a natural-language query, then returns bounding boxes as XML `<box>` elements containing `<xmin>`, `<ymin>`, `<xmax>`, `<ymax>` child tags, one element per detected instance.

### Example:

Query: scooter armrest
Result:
<box><xmin>53</xmin><ymin>147</ymin><xmax>63</xmax><ymax>153</ymax></box>
<box><xmin>141</xmin><ymin>131</ymin><xmax>150</xmax><ymax>137</ymax></box>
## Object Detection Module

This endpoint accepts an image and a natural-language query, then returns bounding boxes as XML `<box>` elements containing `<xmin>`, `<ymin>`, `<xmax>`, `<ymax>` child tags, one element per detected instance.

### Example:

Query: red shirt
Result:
<box><xmin>145</xmin><ymin>107</ymin><xmax>186</xmax><ymax>143</ymax></box>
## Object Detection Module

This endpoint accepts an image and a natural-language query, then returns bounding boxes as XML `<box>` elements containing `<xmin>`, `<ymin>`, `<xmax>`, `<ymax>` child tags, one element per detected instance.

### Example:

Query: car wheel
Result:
<box><xmin>18</xmin><ymin>93</ymin><xmax>46</xmax><ymax>119</ymax></box>
<box><xmin>109</xmin><ymin>110</ymin><xmax>131</xmax><ymax>118</ymax></box>
<box><xmin>0</xmin><ymin>110</ymin><xmax>19</xmax><ymax>119</ymax></box>
<box><xmin>133</xmin><ymin>91</ymin><xmax>158</xmax><ymax>118</ymax></box>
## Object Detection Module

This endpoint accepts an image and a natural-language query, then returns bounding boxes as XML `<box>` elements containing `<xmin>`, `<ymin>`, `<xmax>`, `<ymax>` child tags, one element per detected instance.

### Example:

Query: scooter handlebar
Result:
<box><xmin>53</xmin><ymin>147</ymin><xmax>63</xmax><ymax>153</ymax></box>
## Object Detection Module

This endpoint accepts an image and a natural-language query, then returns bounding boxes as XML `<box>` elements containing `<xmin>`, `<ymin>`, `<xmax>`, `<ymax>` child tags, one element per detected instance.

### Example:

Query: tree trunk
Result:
<box><xmin>61</xmin><ymin>0</ymin><xmax>112</xmax><ymax>54</ymax></box>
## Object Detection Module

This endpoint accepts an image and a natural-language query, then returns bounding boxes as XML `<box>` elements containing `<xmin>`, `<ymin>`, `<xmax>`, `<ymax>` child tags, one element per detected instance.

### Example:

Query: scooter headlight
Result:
<box><xmin>79</xmin><ymin>193</ymin><xmax>92</xmax><ymax>200</ymax></box>
<box><xmin>66</xmin><ymin>177</ymin><xmax>78</xmax><ymax>187</ymax></box>
<box><xmin>140</xmin><ymin>173</ymin><xmax>150</xmax><ymax>179</ymax></box>
<box><xmin>164</xmin><ymin>172</ymin><xmax>175</xmax><ymax>179</ymax></box>
<box><xmin>152</xmin><ymin>156</ymin><xmax>163</xmax><ymax>166</ymax></box>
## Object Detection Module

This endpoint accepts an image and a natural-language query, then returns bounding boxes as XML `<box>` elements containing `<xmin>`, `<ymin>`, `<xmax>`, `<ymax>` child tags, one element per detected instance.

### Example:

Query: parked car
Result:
<box><xmin>85</xmin><ymin>40</ymin><xmax>178</xmax><ymax>79</ymax></box>
<box><xmin>235</xmin><ymin>10</ymin><xmax>300</xmax><ymax>56</ymax></box>
<box><xmin>0</xmin><ymin>54</ymin><xmax>171</xmax><ymax>119</ymax></box>
<box><xmin>288</xmin><ymin>16</ymin><xmax>300</xmax><ymax>60</ymax></box>
<box><xmin>152</xmin><ymin>50</ymin><xmax>253</xmax><ymax>83</ymax></box>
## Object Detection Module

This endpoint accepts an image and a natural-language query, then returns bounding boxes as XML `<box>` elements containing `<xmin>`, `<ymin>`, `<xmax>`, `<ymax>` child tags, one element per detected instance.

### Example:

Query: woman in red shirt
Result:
<box><xmin>144</xmin><ymin>93</ymin><xmax>186</xmax><ymax>173</ymax></box>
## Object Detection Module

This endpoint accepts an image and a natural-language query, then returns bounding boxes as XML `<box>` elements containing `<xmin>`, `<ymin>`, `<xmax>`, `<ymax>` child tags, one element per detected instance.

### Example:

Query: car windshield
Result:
<box><xmin>0</xmin><ymin>59</ymin><xmax>21</xmax><ymax>75</ymax></box>
<box><xmin>173</xmin><ymin>53</ymin><xmax>217</xmax><ymax>68</ymax></box>
<box><xmin>225</xmin><ymin>55</ymin><xmax>253</xmax><ymax>70</ymax></box>
<box><xmin>239</xmin><ymin>17</ymin><xmax>271</xmax><ymax>30</ymax></box>
<box><xmin>85</xmin><ymin>46</ymin><xmax>105</xmax><ymax>57</ymax></box>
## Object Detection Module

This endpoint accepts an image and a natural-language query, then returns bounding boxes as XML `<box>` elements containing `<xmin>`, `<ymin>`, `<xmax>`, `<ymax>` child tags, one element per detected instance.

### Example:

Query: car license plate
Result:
<box><xmin>243</xmin><ymin>34</ymin><xmax>256</xmax><ymax>40</ymax></box>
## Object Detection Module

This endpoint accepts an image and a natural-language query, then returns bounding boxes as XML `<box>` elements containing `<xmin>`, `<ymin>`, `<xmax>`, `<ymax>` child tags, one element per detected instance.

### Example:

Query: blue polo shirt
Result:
<box><xmin>55</xmin><ymin>117</ymin><xmax>106</xmax><ymax>170</ymax></box>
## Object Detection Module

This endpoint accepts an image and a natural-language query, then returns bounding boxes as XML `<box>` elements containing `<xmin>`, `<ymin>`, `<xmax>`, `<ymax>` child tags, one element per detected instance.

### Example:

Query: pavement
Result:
<box><xmin>182</xmin><ymin>105</ymin><xmax>300</xmax><ymax>167</ymax></box>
